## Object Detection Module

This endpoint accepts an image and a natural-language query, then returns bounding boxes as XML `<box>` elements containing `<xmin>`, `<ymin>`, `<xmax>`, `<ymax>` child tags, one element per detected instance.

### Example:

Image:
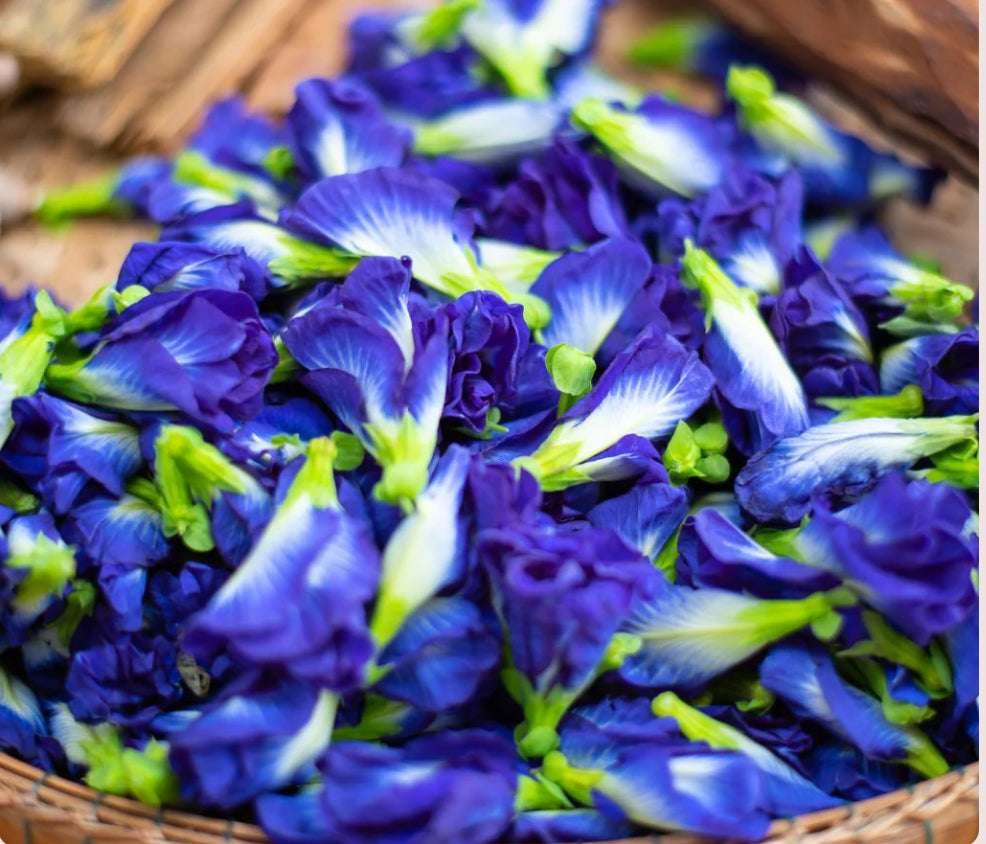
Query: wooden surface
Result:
<box><xmin>703</xmin><ymin>0</ymin><xmax>979</xmax><ymax>180</ymax></box>
<box><xmin>0</xmin><ymin>0</ymin><xmax>175</xmax><ymax>89</ymax></box>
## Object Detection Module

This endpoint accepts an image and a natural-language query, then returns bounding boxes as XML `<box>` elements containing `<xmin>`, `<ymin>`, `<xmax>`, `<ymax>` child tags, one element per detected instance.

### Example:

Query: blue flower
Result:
<box><xmin>760</xmin><ymin>643</ymin><xmax>948</xmax><ymax>778</ymax></box>
<box><xmin>66</xmin><ymin>608</ymin><xmax>182</xmax><ymax>729</ymax></box>
<box><xmin>373</xmin><ymin>597</ymin><xmax>500</xmax><ymax>712</ymax></box>
<box><xmin>826</xmin><ymin>227</ymin><xmax>972</xmax><ymax>323</ymax></box>
<box><xmin>658</xmin><ymin>167</ymin><xmax>803</xmax><ymax>297</ymax></box>
<box><xmin>586</xmin><ymin>478</ymin><xmax>687</xmax><ymax>562</ymax></box>
<box><xmin>793</xmin><ymin>473</ymin><xmax>978</xmax><ymax>644</ymax></box>
<box><xmin>571</xmin><ymin>96</ymin><xmax>732</xmax><ymax>197</ymax></box>
<box><xmin>45</xmin><ymin>289</ymin><xmax>278</xmax><ymax>433</ymax></box>
<box><xmin>167</xmin><ymin>675</ymin><xmax>338</xmax><ymax>809</ymax></box>
<box><xmin>116</xmin><ymin>241</ymin><xmax>267</xmax><ymax>302</ymax></box>
<box><xmin>185</xmin><ymin>439</ymin><xmax>377</xmax><ymax>690</ymax></box>
<box><xmin>652</xmin><ymin>691</ymin><xmax>840</xmax><ymax>815</ymax></box>
<box><xmin>880</xmin><ymin>327</ymin><xmax>978</xmax><ymax>416</ymax></box>
<box><xmin>283</xmin><ymin>260</ymin><xmax>450</xmax><ymax>505</ymax></box>
<box><xmin>480</xmin><ymin>519</ymin><xmax>659</xmax><ymax>755</ymax></box>
<box><xmin>520</xmin><ymin>328</ymin><xmax>714</xmax><ymax>489</ymax></box>
<box><xmin>284</xmin><ymin>729</ymin><xmax>517</xmax><ymax>844</ymax></box>
<box><xmin>734</xmin><ymin>414</ymin><xmax>978</xmax><ymax>523</ymax></box>
<box><xmin>66</xmin><ymin>491</ymin><xmax>169</xmax><ymax>569</ymax></box>
<box><xmin>804</xmin><ymin>741</ymin><xmax>909</xmax><ymax>801</ymax></box>
<box><xmin>435</xmin><ymin>291</ymin><xmax>531</xmax><ymax>434</ymax></box>
<box><xmin>678</xmin><ymin>507</ymin><xmax>839</xmax><ymax>598</ymax></box>
<box><xmin>618</xmin><ymin>576</ymin><xmax>849</xmax><ymax>690</ymax></box>
<box><xmin>0</xmin><ymin>665</ymin><xmax>62</xmax><ymax>769</ymax></box>
<box><xmin>286</xmin><ymin>78</ymin><xmax>411</xmax><ymax>181</ymax></box>
<box><xmin>480</xmin><ymin>137</ymin><xmax>629</xmax><ymax>250</ymax></box>
<box><xmin>512</xmin><ymin>808</ymin><xmax>635</xmax><ymax>843</ymax></box>
<box><xmin>533</xmin><ymin>238</ymin><xmax>651</xmax><ymax>356</ymax></box>
<box><xmin>770</xmin><ymin>249</ymin><xmax>878</xmax><ymax>400</ymax></box>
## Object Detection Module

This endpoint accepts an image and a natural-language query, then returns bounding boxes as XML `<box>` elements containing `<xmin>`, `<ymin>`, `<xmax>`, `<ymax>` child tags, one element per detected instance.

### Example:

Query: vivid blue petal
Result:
<box><xmin>734</xmin><ymin>415</ymin><xmax>978</xmax><ymax>523</ymax></box>
<box><xmin>534</xmin><ymin>238</ymin><xmax>651</xmax><ymax>355</ymax></box>
<box><xmin>287</xmin><ymin>78</ymin><xmax>410</xmax><ymax>181</ymax></box>
<box><xmin>374</xmin><ymin>597</ymin><xmax>500</xmax><ymax>711</ymax></box>
<box><xmin>256</xmin><ymin>789</ymin><xmax>333</xmax><ymax>844</ymax></box>
<box><xmin>168</xmin><ymin>678</ymin><xmax>337</xmax><ymax>809</ymax></box>
<box><xmin>587</xmin><ymin>479</ymin><xmax>687</xmax><ymax>559</ymax></box>
<box><xmin>513</xmin><ymin>808</ymin><xmax>634</xmax><ymax>843</ymax></box>
<box><xmin>880</xmin><ymin>327</ymin><xmax>978</xmax><ymax>415</ymax></box>
<box><xmin>0</xmin><ymin>665</ymin><xmax>51</xmax><ymax>764</ymax></box>
<box><xmin>68</xmin><ymin>493</ymin><xmax>168</xmax><ymax>568</ymax></box>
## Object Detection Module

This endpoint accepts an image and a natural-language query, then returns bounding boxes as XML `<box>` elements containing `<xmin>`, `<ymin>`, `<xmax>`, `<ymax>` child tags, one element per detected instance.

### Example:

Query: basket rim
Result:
<box><xmin>0</xmin><ymin>750</ymin><xmax>978</xmax><ymax>843</ymax></box>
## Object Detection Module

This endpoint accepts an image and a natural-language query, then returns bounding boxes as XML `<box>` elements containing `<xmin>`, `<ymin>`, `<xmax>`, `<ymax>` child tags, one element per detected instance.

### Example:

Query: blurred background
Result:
<box><xmin>0</xmin><ymin>0</ymin><xmax>977</xmax><ymax>305</ymax></box>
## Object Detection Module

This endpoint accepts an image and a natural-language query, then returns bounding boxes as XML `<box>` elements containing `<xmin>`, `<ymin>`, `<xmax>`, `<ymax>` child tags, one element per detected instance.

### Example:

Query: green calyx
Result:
<box><xmin>173</xmin><ymin>150</ymin><xmax>282</xmax><ymax>212</ymax></box>
<box><xmin>752</xmin><ymin>518</ymin><xmax>809</xmax><ymax>560</ymax></box>
<box><xmin>901</xmin><ymin>414</ymin><xmax>978</xmax><ymax>462</ymax></box>
<box><xmin>5</xmin><ymin>533</ymin><xmax>77</xmax><ymax>614</ymax></box>
<box><xmin>627</xmin><ymin>16</ymin><xmax>711</xmax><ymax>69</ymax></box>
<box><xmin>652</xmin><ymin>691</ymin><xmax>742</xmax><ymax>750</ymax></box>
<box><xmin>283</xmin><ymin>436</ymin><xmax>340</xmax><ymax>510</ymax></box>
<box><xmin>516</xmin><ymin>773</ymin><xmax>574</xmax><ymax>812</ymax></box>
<box><xmin>917</xmin><ymin>437</ymin><xmax>979</xmax><ymax>489</ymax></box>
<box><xmin>34</xmin><ymin>172</ymin><xmax>130</xmax><ymax>228</ymax></box>
<box><xmin>546</xmin><ymin>344</ymin><xmax>596</xmax><ymax>416</ymax></box>
<box><xmin>889</xmin><ymin>270</ymin><xmax>974</xmax><ymax>324</ymax></box>
<box><xmin>570</xmin><ymin>98</ymin><xmax>634</xmax><ymax>157</ymax></box>
<box><xmin>405</xmin><ymin>0</ymin><xmax>481</xmax><ymax>51</ymax></box>
<box><xmin>0</xmin><ymin>479</ymin><xmax>39</xmax><ymax>515</ymax></box>
<box><xmin>261</xmin><ymin>145</ymin><xmax>297</xmax><ymax>181</ymax></box>
<box><xmin>267</xmin><ymin>234</ymin><xmax>358</xmax><ymax>284</ymax></box>
<box><xmin>48</xmin><ymin>579</ymin><xmax>97</xmax><ymax>648</ymax></box>
<box><xmin>817</xmin><ymin>384</ymin><xmax>923</xmax><ymax>423</ymax></box>
<box><xmin>81</xmin><ymin>728</ymin><xmax>179</xmax><ymax>807</ymax></box>
<box><xmin>540</xmin><ymin>751</ymin><xmax>604</xmax><ymax>807</ymax></box>
<box><xmin>838</xmin><ymin>611</ymin><xmax>952</xmax><ymax>698</ymax></box>
<box><xmin>680</xmin><ymin>240</ymin><xmax>756</xmax><ymax>319</ymax></box>
<box><xmin>663</xmin><ymin>419</ymin><xmax>731</xmax><ymax>484</ymax></box>
<box><xmin>365</xmin><ymin>412</ymin><xmax>435</xmax><ymax>509</ymax></box>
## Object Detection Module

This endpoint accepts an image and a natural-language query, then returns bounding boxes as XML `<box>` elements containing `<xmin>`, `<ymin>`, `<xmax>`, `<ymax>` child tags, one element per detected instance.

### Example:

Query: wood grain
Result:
<box><xmin>701</xmin><ymin>0</ymin><xmax>978</xmax><ymax>180</ymax></box>
<box><xmin>57</xmin><ymin>0</ymin><xmax>241</xmax><ymax>149</ymax></box>
<box><xmin>0</xmin><ymin>0</ymin><xmax>175</xmax><ymax>89</ymax></box>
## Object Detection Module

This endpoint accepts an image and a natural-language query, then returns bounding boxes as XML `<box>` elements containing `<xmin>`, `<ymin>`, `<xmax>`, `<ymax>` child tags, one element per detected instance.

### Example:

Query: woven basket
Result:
<box><xmin>0</xmin><ymin>753</ymin><xmax>978</xmax><ymax>844</ymax></box>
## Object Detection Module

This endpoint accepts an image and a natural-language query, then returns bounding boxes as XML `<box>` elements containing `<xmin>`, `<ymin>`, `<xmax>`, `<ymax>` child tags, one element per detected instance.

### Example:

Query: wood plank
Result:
<box><xmin>57</xmin><ymin>0</ymin><xmax>242</xmax><ymax>150</ymax></box>
<box><xmin>0</xmin><ymin>0</ymin><xmax>174</xmax><ymax>89</ymax></box>
<box><xmin>131</xmin><ymin>0</ymin><xmax>311</xmax><ymax>150</ymax></box>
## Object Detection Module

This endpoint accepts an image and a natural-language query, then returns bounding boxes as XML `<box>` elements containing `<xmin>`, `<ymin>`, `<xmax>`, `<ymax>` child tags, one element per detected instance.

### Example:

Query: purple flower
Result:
<box><xmin>434</xmin><ymin>291</ymin><xmax>530</xmax><ymax>434</ymax></box>
<box><xmin>45</xmin><ymin>289</ymin><xmax>277</xmax><ymax>433</ymax></box>
<box><xmin>797</xmin><ymin>473</ymin><xmax>978</xmax><ymax>644</ymax></box>
<box><xmin>881</xmin><ymin>327</ymin><xmax>978</xmax><ymax>416</ymax></box>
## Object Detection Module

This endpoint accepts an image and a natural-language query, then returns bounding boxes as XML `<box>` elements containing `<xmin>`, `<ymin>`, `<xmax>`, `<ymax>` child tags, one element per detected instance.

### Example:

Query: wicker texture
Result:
<box><xmin>0</xmin><ymin>753</ymin><xmax>978</xmax><ymax>844</ymax></box>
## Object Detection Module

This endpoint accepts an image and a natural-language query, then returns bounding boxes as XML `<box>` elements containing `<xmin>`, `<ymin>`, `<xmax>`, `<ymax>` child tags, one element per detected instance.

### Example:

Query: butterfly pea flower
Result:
<box><xmin>369</xmin><ymin>446</ymin><xmax>471</xmax><ymax>650</ymax></box>
<box><xmin>460</xmin><ymin>0</ymin><xmax>607</xmax><ymax>98</ymax></box>
<box><xmin>185</xmin><ymin>437</ymin><xmax>377</xmax><ymax>690</ymax></box>
<box><xmin>518</xmin><ymin>328</ymin><xmax>714</xmax><ymax>490</ymax></box>
<box><xmin>792</xmin><ymin>473</ymin><xmax>978</xmax><ymax>645</ymax></box>
<box><xmin>282</xmin><ymin>258</ymin><xmax>449</xmax><ymax>505</ymax></box>
<box><xmin>161</xmin><ymin>205</ymin><xmax>357</xmax><ymax>287</ymax></box>
<box><xmin>541</xmin><ymin>736</ymin><xmax>770</xmax><ymax>840</ymax></box>
<box><xmin>678</xmin><ymin>508</ymin><xmax>839</xmax><ymax>599</ymax></box>
<box><xmin>760</xmin><ymin>644</ymin><xmax>948</xmax><ymax>779</ymax></box>
<box><xmin>413</xmin><ymin>98</ymin><xmax>564</xmax><ymax>164</ymax></box>
<box><xmin>653</xmin><ymin>692</ymin><xmax>840</xmax><ymax>815</ymax></box>
<box><xmin>532</xmin><ymin>238</ymin><xmax>651</xmax><ymax>357</ymax></box>
<box><xmin>0</xmin><ymin>664</ymin><xmax>61</xmax><ymax>769</ymax></box>
<box><xmin>681</xmin><ymin>242</ymin><xmax>809</xmax><ymax>453</ymax></box>
<box><xmin>66</xmin><ymin>607</ymin><xmax>182</xmax><ymax>728</ymax></box>
<box><xmin>617</xmin><ymin>576</ymin><xmax>852</xmax><ymax>691</ymax></box>
<box><xmin>168</xmin><ymin>675</ymin><xmax>339</xmax><ymax>809</ymax></box>
<box><xmin>880</xmin><ymin>326</ymin><xmax>978</xmax><ymax>416</ymax></box>
<box><xmin>285</xmin><ymin>77</ymin><xmax>411</xmax><ymax>182</ymax></box>
<box><xmin>734</xmin><ymin>414</ymin><xmax>979</xmax><ymax>524</ymax></box>
<box><xmin>481</xmin><ymin>136</ymin><xmax>629</xmax><ymax>251</ymax></box>
<box><xmin>513</xmin><ymin>808</ymin><xmax>635</xmax><ymax>843</ymax></box>
<box><xmin>219</xmin><ymin>395</ymin><xmax>335</xmax><ymax>471</ymax></box>
<box><xmin>826</xmin><ymin>227</ymin><xmax>973</xmax><ymax>324</ymax></box>
<box><xmin>770</xmin><ymin>249</ymin><xmax>878</xmax><ymax>401</ymax></box>
<box><xmin>473</xmin><ymin>239</ymin><xmax>560</xmax><ymax>298</ymax></box>
<box><xmin>45</xmin><ymin>288</ymin><xmax>278</xmax><ymax>433</ymax></box>
<box><xmin>571</xmin><ymin>96</ymin><xmax>730</xmax><ymax>198</ymax></box>
<box><xmin>434</xmin><ymin>290</ymin><xmax>531</xmax><ymax>436</ymax></box>
<box><xmin>151</xmin><ymin>425</ymin><xmax>271</xmax><ymax>562</ymax></box>
<box><xmin>657</xmin><ymin>167</ymin><xmax>803</xmax><ymax>298</ymax></box>
<box><xmin>480</xmin><ymin>519</ymin><xmax>660</xmax><ymax>757</ymax></box>
<box><xmin>814</xmin><ymin>385</ymin><xmax>924</xmax><ymax>424</ymax></box>
<box><xmin>259</xmin><ymin>729</ymin><xmax>517</xmax><ymax>844</ymax></box>
<box><xmin>372</xmin><ymin>596</ymin><xmax>499</xmax><ymax>712</ymax></box>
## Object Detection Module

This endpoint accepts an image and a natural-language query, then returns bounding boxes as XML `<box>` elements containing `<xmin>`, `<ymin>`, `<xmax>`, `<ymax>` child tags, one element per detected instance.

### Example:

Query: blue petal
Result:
<box><xmin>513</xmin><ymin>808</ymin><xmax>634</xmax><ymax>843</ymax></box>
<box><xmin>587</xmin><ymin>479</ymin><xmax>687</xmax><ymax>559</ymax></box>
<box><xmin>284</xmin><ymin>168</ymin><xmax>479</xmax><ymax>293</ymax></box>
<box><xmin>337</xmin><ymin>257</ymin><xmax>415</xmax><ymax>371</ymax></box>
<box><xmin>0</xmin><ymin>665</ymin><xmax>48</xmax><ymax>760</ymax></box>
<box><xmin>287</xmin><ymin>78</ymin><xmax>410</xmax><ymax>180</ymax></box>
<box><xmin>374</xmin><ymin>597</ymin><xmax>500</xmax><ymax>711</ymax></box>
<box><xmin>186</xmin><ymin>503</ymin><xmax>378</xmax><ymax>690</ymax></box>
<box><xmin>534</xmin><ymin>238</ymin><xmax>651</xmax><ymax>355</ymax></box>
<box><xmin>256</xmin><ymin>789</ymin><xmax>334</xmax><ymax>844</ymax></box>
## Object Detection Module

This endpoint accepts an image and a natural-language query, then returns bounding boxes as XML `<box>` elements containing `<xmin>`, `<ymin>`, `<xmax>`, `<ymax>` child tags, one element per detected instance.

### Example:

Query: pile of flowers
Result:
<box><xmin>0</xmin><ymin>1</ymin><xmax>978</xmax><ymax>842</ymax></box>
